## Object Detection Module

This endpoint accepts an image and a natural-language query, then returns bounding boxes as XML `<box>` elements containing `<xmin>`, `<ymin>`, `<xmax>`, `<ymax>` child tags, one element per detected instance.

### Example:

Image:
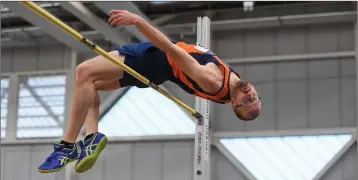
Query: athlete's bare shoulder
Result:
<box><xmin>197</xmin><ymin>63</ymin><xmax>224</xmax><ymax>93</ymax></box>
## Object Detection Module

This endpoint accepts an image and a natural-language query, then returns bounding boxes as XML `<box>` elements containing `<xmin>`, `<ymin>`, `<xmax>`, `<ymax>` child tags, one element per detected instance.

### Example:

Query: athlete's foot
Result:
<box><xmin>75</xmin><ymin>132</ymin><xmax>107</xmax><ymax>173</ymax></box>
<box><xmin>38</xmin><ymin>142</ymin><xmax>78</xmax><ymax>173</ymax></box>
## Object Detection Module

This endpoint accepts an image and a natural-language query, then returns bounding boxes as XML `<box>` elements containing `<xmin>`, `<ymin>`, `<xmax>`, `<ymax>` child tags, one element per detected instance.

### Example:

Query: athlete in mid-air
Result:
<box><xmin>38</xmin><ymin>10</ymin><xmax>261</xmax><ymax>173</ymax></box>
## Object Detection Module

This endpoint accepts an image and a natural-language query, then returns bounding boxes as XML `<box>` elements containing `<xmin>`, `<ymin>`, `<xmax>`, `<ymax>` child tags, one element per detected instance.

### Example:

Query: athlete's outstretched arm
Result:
<box><xmin>108</xmin><ymin>10</ymin><xmax>208</xmax><ymax>83</ymax></box>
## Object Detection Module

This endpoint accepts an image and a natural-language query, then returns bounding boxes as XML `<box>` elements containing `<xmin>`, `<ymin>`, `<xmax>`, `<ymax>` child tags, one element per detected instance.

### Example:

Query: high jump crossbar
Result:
<box><xmin>20</xmin><ymin>1</ymin><xmax>202</xmax><ymax>118</ymax></box>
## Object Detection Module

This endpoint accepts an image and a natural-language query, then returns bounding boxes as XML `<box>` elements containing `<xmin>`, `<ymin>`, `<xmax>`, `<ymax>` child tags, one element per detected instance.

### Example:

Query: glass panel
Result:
<box><xmin>220</xmin><ymin>134</ymin><xmax>352</xmax><ymax>180</ymax></box>
<box><xmin>99</xmin><ymin>87</ymin><xmax>195</xmax><ymax>137</ymax></box>
<box><xmin>16</xmin><ymin>74</ymin><xmax>66</xmax><ymax>138</ymax></box>
<box><xmin>1</xmin><ymin>78</ymin><xmax>9</xmax><ymax>139</ymax></box>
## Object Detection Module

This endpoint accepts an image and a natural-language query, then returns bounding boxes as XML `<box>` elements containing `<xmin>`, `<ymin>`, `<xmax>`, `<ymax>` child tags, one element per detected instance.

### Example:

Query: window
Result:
<box><xmin>17</xmin><ymin>74</ymin><xmax>67</xmax><ymax>138</ymax></box>
<box><xmin>220</xmin><ymin>134</ymin><xmax>352</xmax><ymax>180</ymax></box>
<box><xmin>99</xmin><ymin>87</ymin><xmax>195</xmax><ymax>137</ymax></box>
<box><xmin>1</xmin><ymin>78</ymin><xmax>9</xmax><ymax>139</ymax></box>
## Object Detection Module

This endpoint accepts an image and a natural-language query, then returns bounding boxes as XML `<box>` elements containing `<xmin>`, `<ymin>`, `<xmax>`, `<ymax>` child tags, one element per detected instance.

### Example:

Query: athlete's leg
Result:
<box><xmin>84</xmin><ymin>80</ymin><xmax>121</xmax><ymax>135</ymax></box>
<box><xmin>38</xmin><ymin>51</ymin><xmax>125</xmax><ymax>173</ymax></box>
<box><xmin>63</xmin><ymin>51</ymin><xmax>124</xmax><ymax>143</ymax></box>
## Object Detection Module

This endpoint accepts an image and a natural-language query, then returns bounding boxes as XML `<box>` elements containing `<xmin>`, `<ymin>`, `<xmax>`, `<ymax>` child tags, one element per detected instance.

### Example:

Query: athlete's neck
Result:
<box><xmin>229</xmin><ymin>73</ymin><xmax>240</xmax><ymax>98</ymax></box>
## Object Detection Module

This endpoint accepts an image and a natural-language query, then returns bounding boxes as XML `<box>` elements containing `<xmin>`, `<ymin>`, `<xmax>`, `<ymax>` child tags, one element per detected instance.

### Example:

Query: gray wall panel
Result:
<box><xmin>163</xmin><ymin>142</ymin><xmax>193</xmax><ymax>180</ymax></box>
<box><xmin>341</xmin><ymin>78</ymin><xmax>357</xmax><ymax>127</ymax></box>
<box><xmin>321</xmin><ymin>144</ymin><xmax>357</xmax><ymax>180</ymax></box>
<box><xmin>245</xmin><ymin>30</ymin><xmax>275</xmax><ymax>57</ymax></box>
<box><xmin>3</xmin><ymin>146</ymin><xmax>31</xmax><ymax>180</ymax></box>
<box><xmin>102</xmin><ymin>144</ymin><xmax>133</xmax><ymax>180</ymax></box>
<box><xmin>1</xmin><ymin>49</ymin><xmax>12</xmax><ymax>73</ymax></box>
<box><xmin>307</xmin><ymin>25</ymin><xmax>338</xmax><ymax>53</ymax></box>
<box><xmin>341</xmin><ymin>58</ymin><xmax>356</xmax><ymax>77</ymax></box>
<box><xmin>37</xmin><ymin>45</ymin><xmax>66</xmax><ymax>70</ymax></box>
<box><xmin>338</xmin><ymin>23</ymin><xmax>355</xmax><ymax>51</ymax></box>
<box><xmin>2</xmin><ymin>145</ymin><xmax>64</xmax><ymax>180</ymax></box>
<box><xmin>308</xmin><ymin>79</ymin><xmax>340</xmax><ymax>128</ymax></box>
<box><xmin>1</xmin><ymin>45</ymin><xmax>70</xmax><ymax>72</ymax></box>
<box><xmin>1</xmin><ymin>147</ymin><xmax>4</xmax><ymax>180</ymax></box>
<box><xmin>13</xmin><ymin>47</ymin><xmax>38</xmax><ymax>72</ymax></box>
<box><xmin>276</xmin><ymin>61</ymin><xmax>307</xmax><ymax>80</ymax></box>
<box><xmin>214</xmin><ymin>23</ymin><xmax>354</xmax><ymax>58</ymax></box>
<box><xmin>132</xmin><ymin>143</ymin><xmax>163</xmax><ymax>180</ymax></box>
<box><xmin>308</xmin><ymin>60</ymin><xmax>339</xmax><ymax>78</ymax></box>
<box><xmin>213</xmin><ymin>31</ymin><xmax>245</xmax><ymax>59</ymax></box>
<box><xmin>276</xmin><ymin>27</ymin><xmax>306</xmax><ymax>55</ymax></box>
<box><xmin>277</xmin><ymin>81</ymin><xmax>308</xmax><ymax>129</ymax></box>
<box><xmin>341</xmin><ymin>144</ymin><xmax>357</xmax><ymax>180</ymax></box>
<box><xmin>245</xmin><ymin>63</ymin><xmax>275</xmax><ymax>82</ymax></box>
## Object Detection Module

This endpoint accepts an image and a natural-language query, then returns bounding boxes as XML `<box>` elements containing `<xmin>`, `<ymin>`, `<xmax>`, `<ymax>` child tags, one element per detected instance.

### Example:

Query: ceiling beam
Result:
<box><xmin>224</xmin><ymin>51</ymin><xmax>355</xmax><ymax>64</ymax></box>
<box><xmin>59</xmin><ymin>2</ymin><xmax>130</xmax><ymax>46</ymax></box>
<box><xmin>93</xmin><ymin>1</ymin><xmax>149</xmax><ymax>42</ymax></box>
<box><xmin>152</xmin><ymin>14</ymin><xmax>178</xmax><ymax>25</ymax></box>
<box><xmin>162</xmin><ymin>11</ymin><xmax>357</xmax><ymax>34</ymax></box>
<box><xmin>2</xmin><ymin>2</ymin><xmax>89</xmax><ymax>52</ymax></box>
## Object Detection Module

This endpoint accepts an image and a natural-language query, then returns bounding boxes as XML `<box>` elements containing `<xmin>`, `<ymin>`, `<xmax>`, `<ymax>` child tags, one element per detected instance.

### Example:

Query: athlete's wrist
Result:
<box><xmin>133</xmin><ymin>15</ymin><xmax>145</xmax><ymax>26</ymax></box>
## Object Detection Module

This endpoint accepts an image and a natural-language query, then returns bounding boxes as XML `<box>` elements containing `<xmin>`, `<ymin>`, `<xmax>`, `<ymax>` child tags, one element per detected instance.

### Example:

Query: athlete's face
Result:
<box><xmin>231</xmin><ymin>80</ymin><xmax>261</xmax><ymax>121</ymax></box>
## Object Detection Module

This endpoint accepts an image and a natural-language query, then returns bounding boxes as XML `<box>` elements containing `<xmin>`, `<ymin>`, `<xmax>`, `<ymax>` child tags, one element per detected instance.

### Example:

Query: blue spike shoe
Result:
<box><xmin>38</xmin><ymin>142</ymin><xmax>78</xmax><ymax>173</ymax></box>
<box><xmin>75</xmin><ymin>132</ymin><xmax>108</xmax><ymax>173</ymax></box>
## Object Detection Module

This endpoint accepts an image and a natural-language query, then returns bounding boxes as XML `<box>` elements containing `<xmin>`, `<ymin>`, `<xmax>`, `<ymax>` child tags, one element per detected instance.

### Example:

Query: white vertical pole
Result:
<box><xmin>194</xmin><ymin>16</ymin><xmax>211</xmax><ymax>180</ymax></box>
<box><xmin>64</xmin><ymin>48</ymin><xmax>77</xmax><ymax>180</ymax></box>
<box><xmin>355</xmin><ymin>3</ymin><xmax>358</xmax><ymax>176</ymax></box>
<box><xmin>5</xmin><ymin>74</ymin><xmax>19</xmax><ymax>141</ymax></box>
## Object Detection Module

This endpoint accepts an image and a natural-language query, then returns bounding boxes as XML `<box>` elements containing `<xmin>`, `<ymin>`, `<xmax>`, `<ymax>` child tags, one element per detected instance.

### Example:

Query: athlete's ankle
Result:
<box><xmin>84</xmin><ymin>132</ymin><xmax>97</xmax><ymax>141</ymax></box>
<box><xmin>60</xmin><ymin>140</ymin><xmax>75</xmax><ymax>148</ymax></box>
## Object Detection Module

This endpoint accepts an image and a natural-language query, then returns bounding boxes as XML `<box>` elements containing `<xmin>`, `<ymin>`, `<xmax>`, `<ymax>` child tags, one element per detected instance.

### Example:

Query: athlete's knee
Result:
<box><xmin>75</xmin><ymin>60</ymin><xmax>96</xmax><ymax>83</ymax></box>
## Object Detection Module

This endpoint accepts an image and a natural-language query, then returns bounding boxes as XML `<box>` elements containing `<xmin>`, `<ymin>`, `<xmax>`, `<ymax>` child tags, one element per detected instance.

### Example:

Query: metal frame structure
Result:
<box><xmin>1</xmin><ymin>69</ymin><xmax>71</xmax><ymax>142</ymax></box>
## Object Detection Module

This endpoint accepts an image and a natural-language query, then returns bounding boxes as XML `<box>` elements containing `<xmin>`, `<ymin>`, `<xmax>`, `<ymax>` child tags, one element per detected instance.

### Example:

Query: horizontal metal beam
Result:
<box><xmin>224</xmin><ymin>51</ymin><xmax>355</xmax><ymax>64</ymax></box>
<box><xmin>214</xmin><ymin>127</ymin><xmax>357</xmax><ymax>138</ymax></box>
<box><xmin>152</xmin><ymin>14</ymin><xmax>179</xmax><ymax>25</ymax></box>
<box><xmin>59</xmin><ymin>2</ymin><xmax>130</xmax><ymax>46</ymax></box>
<box><xmin>2</xmin><ymin>2</ymin><xmax>89</xmax><ymax>52</ymax></box>
<box><xmin>162</xmin><ymin>11</ymin><xmax>357</xmax><ymax>34</ymax></box>
<box><xmin>313</xmin><ymin>134</ymin><xmax>357</xmax><ymax>180</ymax></box>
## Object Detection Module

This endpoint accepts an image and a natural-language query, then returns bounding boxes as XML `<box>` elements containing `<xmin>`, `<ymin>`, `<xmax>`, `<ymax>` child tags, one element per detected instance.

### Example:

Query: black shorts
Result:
<box><xmin>115</xmin><ymin>42</ymin><xmax>174</xmax><ymax>88</ymax></box>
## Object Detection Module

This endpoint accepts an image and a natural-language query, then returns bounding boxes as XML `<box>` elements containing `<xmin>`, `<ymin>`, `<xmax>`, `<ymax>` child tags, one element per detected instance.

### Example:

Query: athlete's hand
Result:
<box><xmin>108</xmin><ymin>10</ymin><xmax>141</xmax><ymax>26</ymax></box>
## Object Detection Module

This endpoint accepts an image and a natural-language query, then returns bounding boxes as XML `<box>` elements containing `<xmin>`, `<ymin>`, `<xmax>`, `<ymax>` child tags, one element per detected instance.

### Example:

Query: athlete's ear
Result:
<box><xmin>231</xmin><ymin>99</ymin><xmax>236</xmax><ymax>107</ymax></box>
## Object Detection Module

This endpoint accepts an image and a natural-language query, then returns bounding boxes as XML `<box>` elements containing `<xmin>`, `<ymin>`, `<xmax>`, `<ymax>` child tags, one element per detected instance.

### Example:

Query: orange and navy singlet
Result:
<box><xmin>115</xmin><ymin>41</ymin><xmax>240</xmax><ymax>104</ymax></box>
